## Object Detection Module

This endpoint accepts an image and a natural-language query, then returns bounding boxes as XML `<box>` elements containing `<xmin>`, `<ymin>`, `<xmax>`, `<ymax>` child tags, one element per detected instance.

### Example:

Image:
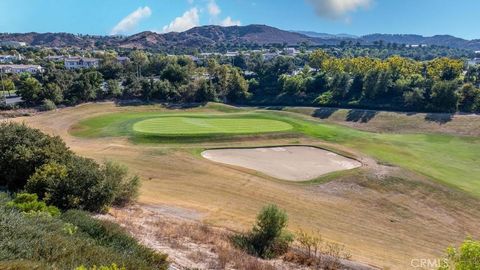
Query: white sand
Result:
<box><xmin>201</xmin><ymin>146</ymin><xmax>361</xmax><ymax>181</ymax></box>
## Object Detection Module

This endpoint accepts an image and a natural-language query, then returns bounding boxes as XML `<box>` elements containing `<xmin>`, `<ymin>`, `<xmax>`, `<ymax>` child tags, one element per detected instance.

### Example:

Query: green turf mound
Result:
<box><xmin>132</xmin><ymin>117</ymin><xmax>293</xmax><ymax>135</ymax></box>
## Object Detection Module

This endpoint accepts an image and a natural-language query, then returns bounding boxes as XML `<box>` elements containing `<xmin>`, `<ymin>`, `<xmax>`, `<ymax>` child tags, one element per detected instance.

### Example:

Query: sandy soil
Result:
<box><xmin>202</xmin><ymin>146</ymin><xmax>361</xmax><ymax>181</ymax></box>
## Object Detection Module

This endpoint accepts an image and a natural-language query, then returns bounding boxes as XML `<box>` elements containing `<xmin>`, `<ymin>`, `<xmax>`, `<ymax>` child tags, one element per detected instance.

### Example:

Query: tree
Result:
<box><xmin>457</xmin><ymin>83</ymin><xmax>480</xmax><ymax>112</ymax></box>
<box><xmin>1</xmin><ymin>78</ymin><xmax>15</xmax><ymax>96</ymax></box>
<box><xmin>43</xmin><ymin>83</ymin><xmax>63</xmax><ymax>104</ymax></box>
<box><xmin>17</xmin><ymin>77</ymin><xmax>43</xmax><ymax>104</ymax></box>
<box><xmin>66</xmin><ymin>71</ymin><xmax>104</xmax><ymax>104</ymax></box>
<box><xmin>226</xmin><ymin>69</ymin><xmax>250</xmax><ymax>103</ymax></box>
<box><xmin>429</xmin><ymin>80</ymin><xmax>459</xmax><ymax>112</ymax></box>
<box><xmin>105</xmin><ymin>79</ymin><xmax>122</xmax><ymax>98</ymax></box>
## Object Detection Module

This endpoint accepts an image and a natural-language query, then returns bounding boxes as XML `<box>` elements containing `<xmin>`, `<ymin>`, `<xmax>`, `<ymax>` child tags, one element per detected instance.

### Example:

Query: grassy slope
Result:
<box><xmin>72</xmin><ymin>108</ymin><xmax>480</xmax><ymax>198</ymax></box>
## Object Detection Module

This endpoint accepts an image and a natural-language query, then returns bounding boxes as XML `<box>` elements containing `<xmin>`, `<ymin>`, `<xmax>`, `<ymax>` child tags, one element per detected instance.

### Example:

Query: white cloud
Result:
<box><xmin>220</xmin><ymin>16</ymin><xmax>241</xmax><ymax>27</ymax></box>
<box><xmin>208</xmin><ymin>0</ymin><xmax>221</xmax><ymax>16</ymax></box>
<box><xmin>306</xmin><ymin>0</ymin><xmax>371</xmax><ymax>20</ymax></box>
<box><xmin>162</xmin><ymin>8</ymin><xmax>200</xmax><ymax>33</ymax></box>
<box><xmin>110</xmin><ymin>6</ymin><xmax>152</xmax><ymax>35</ymax></box>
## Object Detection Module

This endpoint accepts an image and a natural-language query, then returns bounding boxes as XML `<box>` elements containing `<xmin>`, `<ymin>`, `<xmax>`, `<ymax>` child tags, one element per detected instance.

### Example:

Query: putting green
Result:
<box><xmin>132</xmin><ymin>117</ymin><xmax>293</xmax><ymax>135</ymax></box>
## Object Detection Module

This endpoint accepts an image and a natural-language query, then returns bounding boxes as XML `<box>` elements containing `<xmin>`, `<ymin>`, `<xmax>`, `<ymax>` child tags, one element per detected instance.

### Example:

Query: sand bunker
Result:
<box><xmin>201</xmin><ymin>146</ymin><xmax>361</xmax><ymax>181</ymax></box>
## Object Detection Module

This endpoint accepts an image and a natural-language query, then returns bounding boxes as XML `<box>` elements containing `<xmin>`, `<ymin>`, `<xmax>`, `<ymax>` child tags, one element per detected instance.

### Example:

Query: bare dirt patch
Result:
<box><xmin>202</xmin><ymin>146</ymin><xmax>361</xmax><ymax>181</ymax></box>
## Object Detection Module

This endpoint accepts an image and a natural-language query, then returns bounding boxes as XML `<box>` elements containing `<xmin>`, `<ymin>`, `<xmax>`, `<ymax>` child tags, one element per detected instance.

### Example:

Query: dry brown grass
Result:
<box><xmin>10</xmin><ymin>102</ymin><xmax>480</xmax><ymax>269</ymax></box>
<box><xmin>282</xmin><ymin>107</ymin><xmax>480</xmax><ymax>136</ymax></box>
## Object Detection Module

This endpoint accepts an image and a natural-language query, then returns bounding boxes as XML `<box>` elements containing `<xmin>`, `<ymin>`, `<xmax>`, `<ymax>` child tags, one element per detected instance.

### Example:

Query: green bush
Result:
<box><xmin>0</xmin><ymin>122</ymin><xmax>72</xmax><ymax>190</ymax></box>
<box><xmin>232</xmin><ymin>204</ymin><xmax>293</xmax><ymax>259</ymax></box>
<box><xmin>26</xmin><ymin>158</ymin><xmax>140</xmax><ymax>212</ymax></box>
<box><xmin>1</xmin><ymin>123</ymin><xmax>140</xmax><ymax>212</ymax></box>
<box><xmin>439</xmin><ymin>238</ymin><xmax>480</xmax><ymax>270</ymax></box>
<box><xmin>40</xmin><ymin>99</ymin><xmax>57</xmax><ymax>111</ymax></box>
<box><xmin>0</xmin><ymin>196</ymin><xmax>169</xmax><ymax>270</ymax></box>
<box><xmin>6</xmin><ymin>193</ymin><xmax>60</xmax><ymax>217</ymax></box>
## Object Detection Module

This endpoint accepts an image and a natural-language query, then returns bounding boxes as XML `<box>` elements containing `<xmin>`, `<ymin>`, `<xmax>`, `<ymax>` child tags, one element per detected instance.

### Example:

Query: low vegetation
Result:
<box><xmin>0</xmin><ymin>193</ymin><xmax>168</xmax><ymax>270</ymax></box>
<box><xmin>439</xmin><ymin>238</ymin><xmax>480</xmax><ymax>270</ymax></box>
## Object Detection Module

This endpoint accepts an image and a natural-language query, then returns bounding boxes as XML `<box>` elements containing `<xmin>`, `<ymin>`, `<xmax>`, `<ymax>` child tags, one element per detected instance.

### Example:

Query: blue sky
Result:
<box><xmin>0</xmin><ymin>0</ymin><xmax>479</xmax><ymax>39</ymax></box>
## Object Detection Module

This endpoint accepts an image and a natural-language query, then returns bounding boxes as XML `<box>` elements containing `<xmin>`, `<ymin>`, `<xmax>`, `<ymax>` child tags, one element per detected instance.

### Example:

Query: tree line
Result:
<box><xmin>2</xmin><ymin>49</ymin><xmax>480</xmax><ymax>113</ymax></box>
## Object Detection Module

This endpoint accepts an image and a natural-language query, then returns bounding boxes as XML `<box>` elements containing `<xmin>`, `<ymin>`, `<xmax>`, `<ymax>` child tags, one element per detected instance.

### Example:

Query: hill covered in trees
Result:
<box><xmin>2</xmin><ymin>24</ymin><xmax>480</xmax><ymax>51</ymax></box>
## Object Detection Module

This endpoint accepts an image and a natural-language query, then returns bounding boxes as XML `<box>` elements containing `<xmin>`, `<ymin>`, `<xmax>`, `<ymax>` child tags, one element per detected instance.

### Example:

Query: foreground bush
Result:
<box><xmin>0</xmin><ymin>123</ymin><xmax>140</xmax><ymax>212</ymax></box>
<box><xmin>439</xmin><ymin>238</ymin><xmax>480</xmax><ymax>270</ymax></box>
<box><xmin>0</xmin><ymin>122</ymin><xmax>71</xmax><ymax>190</ymax></box>
<box><xmin>6</xmin><ymin>193</ymin><xmax>60</xmax><ymax>217</ymax></box>
<box><xmin>0</xmin><ymin>195</ymin><xmax>168</xmax><ymax>270</ymax></box>
<box><xmin>232</xmin><ymin>204</ymin><xmax>293</xmax><ymax>259</ymax></box>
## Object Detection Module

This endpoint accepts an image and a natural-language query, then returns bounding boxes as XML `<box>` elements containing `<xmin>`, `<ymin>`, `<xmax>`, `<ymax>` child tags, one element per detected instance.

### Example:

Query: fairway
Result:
<box><xmin>132</xmin><ymin>117</ymin><xmax>293</xmax><ymax>135</ymax></box>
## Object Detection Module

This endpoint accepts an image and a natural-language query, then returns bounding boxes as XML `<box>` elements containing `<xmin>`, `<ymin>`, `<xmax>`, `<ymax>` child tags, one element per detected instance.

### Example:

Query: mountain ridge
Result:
<box><xmin>1</xmin><ymin>24</ymin><xmax>479</xmax><ymax>51</ymax></box>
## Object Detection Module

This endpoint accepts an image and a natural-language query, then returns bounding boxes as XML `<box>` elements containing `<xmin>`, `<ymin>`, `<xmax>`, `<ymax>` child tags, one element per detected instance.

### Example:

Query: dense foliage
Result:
<box><xmin>232</xmin><ymin>204</ymin><xmax>293</xmax><ymax>259</ymax></box>
<box><xmin>0</xmin><ymin>122</ymin><xmax>139</xmax><ymax>212</ymax></box>
<box><xmin>0</xmin><ymin>193</ymin><xmax>168</xmax><ymax>270</ymax></box>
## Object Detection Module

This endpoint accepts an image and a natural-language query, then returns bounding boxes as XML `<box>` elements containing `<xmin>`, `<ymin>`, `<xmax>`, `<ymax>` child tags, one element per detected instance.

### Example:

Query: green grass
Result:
<box><xmin>132</xmin><ymin>117</ymin><xmax>293</xmax><ymax>135</ymax></box>
<box><xmin>71</xmin><ymin>109</ymin><xmax>480</xmax><ymax>198</ymax></box>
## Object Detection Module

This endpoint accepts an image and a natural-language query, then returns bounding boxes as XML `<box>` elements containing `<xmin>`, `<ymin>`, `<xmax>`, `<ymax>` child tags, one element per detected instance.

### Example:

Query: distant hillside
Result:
<box><xmin>295</xmin><ymin>31</ymin><xmax>358</xmax><ymax>39</ymax></box>
<box><xmin>1</xmin><ymin>24</ymin><xmax>479</xmax><ymax>51</ymax></box>
<box><xmin>361</xmin><ymin>34</ymin><xmax>480</xmax><ymax>50</ymax></box>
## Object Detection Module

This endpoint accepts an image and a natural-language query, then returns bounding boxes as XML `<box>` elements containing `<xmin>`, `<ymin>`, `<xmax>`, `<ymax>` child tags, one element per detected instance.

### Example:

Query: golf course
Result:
<box><xmin>12</xmin><ymin>102</ymin><xmax>480</xmax><ymax>269</ymax></box>
<box><xmin>71</xmin><ymin>107</ymin><xmax>480</xmax><ymax>197</ymax></box>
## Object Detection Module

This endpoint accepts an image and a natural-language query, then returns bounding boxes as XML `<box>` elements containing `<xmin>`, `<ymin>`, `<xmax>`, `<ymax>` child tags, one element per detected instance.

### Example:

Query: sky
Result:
<box><xmin>0</xmin><ymin>0</ymin><xmax>479</xmax><ymax>39</ymax></box>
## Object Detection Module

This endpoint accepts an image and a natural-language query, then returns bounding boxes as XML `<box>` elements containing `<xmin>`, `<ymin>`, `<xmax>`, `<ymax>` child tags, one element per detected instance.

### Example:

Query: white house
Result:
<box><xmin>45</xmin><ymin>55</ymin><xmax>65</xmax><ymax>62</ymax></box>
<box><xmin>284</xmin><ymin>47</ymin><xmax>298</xmax><ymax>56</ymax></box>
<box><xmin>0</xmin><ymin>54</ymin><xmax>22</xmax><ymax>63</ymax></box>
<box><xmin>468</xmin><ymin>58</ymin><xmax>480</xmax><ymax>67</ymax></box>
<box><xmin>0</xmin><ymin>64</ymin><xmax>43</xmax><ymax>74</ymax></box>
<box><xmin>64</xmin><ymin>57</ymin><xmax>100</xmax><ymax>69</ymax></box>
<box><xmin>0</xmin><ymin>41</ymin><xmax>27</xmax><ymax>48</ymax></box>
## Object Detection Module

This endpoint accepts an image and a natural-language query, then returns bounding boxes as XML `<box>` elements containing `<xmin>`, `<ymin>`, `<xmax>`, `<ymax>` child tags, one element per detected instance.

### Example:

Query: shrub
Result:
<box><xmin>439</xmin><ymin>238</ymin><xmax>480</xmax><ymax>270</ymax></box>
<box><xmin>232</xmin><ymin>204</ymin><xmax>293</xmax><ymax>259</ymax></box>
<box><xmin>0</xmin><ymin>122</ymin><xmax>72</xmax><ymax>190</ymax></box>
<box><xmin>26</xmin><ymin>158</ymin><xmax>140</xmax><ymax>212</ymax></box>
<box><xmin>0</xmin><ymin>196</ymin><xmax>169</xmax><ymax>270</ymax></box>
<box><xmin>102</xmin><ymin>161</ymin><xmax>140</xmax><ymax>206</ymax></box>
<box><xmin>61</xmin><ymin>210</ymin><xmax>169</xmax><ymax>269</ymax></box>
<box><xmin>6</xmin><ymin>193</ymin><xmax>60</xmax><ymax>217</ymax></box>
<box><xmin>40</xmin><ymin>99</ymin><xmax>57</xmax><ymax>111</ymax></box>
<box><xmin>75</xmin><ymin>264</ymin><xmax>126</xmax><ymax>270</ymax></box>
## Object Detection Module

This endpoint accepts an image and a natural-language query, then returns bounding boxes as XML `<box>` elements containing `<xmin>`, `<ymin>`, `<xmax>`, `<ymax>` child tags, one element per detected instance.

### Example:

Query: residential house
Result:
<box><xmin>116</xmin><ymin>56</ymin><xmax>130</xmax><ymax>65</ymax></box>
<box><xmin>0</xmin><ymin>54</ymin><xmax>22</xmax><ymax>63</ymax></box>
<box><xmin>0</xmin><ymin>64</ymin><xmax>43</xmax><ymax>74</ymax></box>
<box><xmin>64</xmin><ymin>57</ymin><xmax>100</xmax><ymax>69</ymax></box>
<box><xmin>45</xmin><ymin>55</ymin><xmax>65</xmax><ymax>62</ymax></box>
<box><xmin>0</xmin><ymin>41</ymin><xmax>27</xmax><ymax>48</ymax></box>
